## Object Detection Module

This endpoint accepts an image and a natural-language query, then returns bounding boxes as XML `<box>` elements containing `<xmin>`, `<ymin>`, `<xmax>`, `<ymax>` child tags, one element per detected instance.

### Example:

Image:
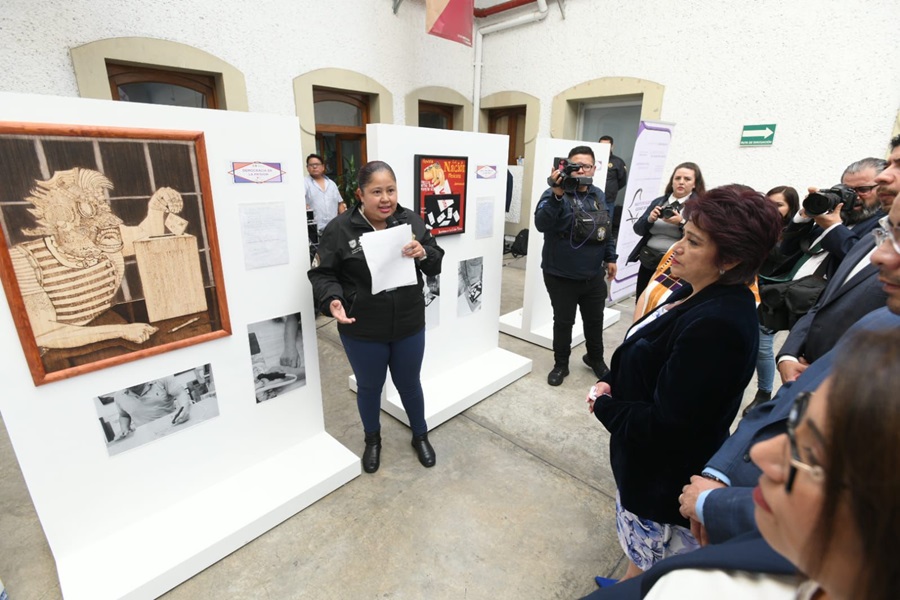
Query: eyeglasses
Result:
<box><xmin>873</xmin><ymin>215</ymin><xmax>900</xmax><ymax>255</ymax></box>
<box><xmin>785</xmin><ymin>391</ymin><xmax>826</xmax><ymax>493</ymax></box>
<box><xmin>850</xmin><ymin>184</ymin><xmax>878</xmax><ymax>195</ymax></box>
<box><xmin>306</xmin><ymin>162</ymin><xmax>324</xmax><ymax>168</ymax></box>
<box><xmin>572</xmin><ymin>163</ymin><xmax>595</xmax><ymax>171</ymax></box>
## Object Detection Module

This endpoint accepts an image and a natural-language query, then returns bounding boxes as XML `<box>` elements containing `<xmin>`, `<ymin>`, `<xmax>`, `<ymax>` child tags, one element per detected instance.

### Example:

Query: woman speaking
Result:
<box><xmin>308</xmin><ymin>160</ymin><xmax>444</xmax><ymax>474</ymax></box>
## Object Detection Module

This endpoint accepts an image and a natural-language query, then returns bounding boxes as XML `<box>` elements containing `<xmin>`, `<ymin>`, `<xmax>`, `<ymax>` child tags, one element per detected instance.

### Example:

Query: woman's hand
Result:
<box><xmin>586</xmin><ymin>381</ymin><xmax>612</xmax><ymax>414</ymax></box>
<box><xmin>329</xmin><ymin>299</ymin><xmax>356</xmax><ymax>324</ymax></box>
<box><xmin>661</xmin><ymin>211</ymin><xmax>685</xmax><ymax>226</ymax></box>
<box><xmin>647</xmin><ymin>205</ymin><xmax>663</xmax><ymax>224</ymax></box>
<box><xmin>402</xmin><ymin>241</ymin><xmax>427</xmax><ymax>260</ymax></box>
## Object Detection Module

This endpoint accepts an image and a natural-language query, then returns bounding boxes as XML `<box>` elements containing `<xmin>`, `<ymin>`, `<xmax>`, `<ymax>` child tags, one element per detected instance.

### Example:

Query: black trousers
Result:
<box><xmin>543</xmin><ymin>271</ymin><xmax>607</xmax><ymax>367</ymax></box>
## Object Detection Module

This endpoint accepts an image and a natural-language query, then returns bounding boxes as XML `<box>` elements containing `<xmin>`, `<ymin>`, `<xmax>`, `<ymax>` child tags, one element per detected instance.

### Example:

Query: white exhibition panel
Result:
<box><xmin>499</xmin><ymin>138</ymin><xmax>621</xmax><ymax>349</ymax></box>
<box><xmin>0</xmin><ymin>93</ymin><xmax>358</xmax><ymax>599</ymax></box>
<box><xmin>355</xmin><ymin>124</ymin><xmax>532</xmax><ymax>429</ymax></box>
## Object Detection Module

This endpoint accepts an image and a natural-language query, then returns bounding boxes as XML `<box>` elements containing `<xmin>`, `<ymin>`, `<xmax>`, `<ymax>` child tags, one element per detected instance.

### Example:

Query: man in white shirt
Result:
<box><xmin>304</xmin><ymin>153</ymin><xmax>346</xmax><ymax>235</ymax></box>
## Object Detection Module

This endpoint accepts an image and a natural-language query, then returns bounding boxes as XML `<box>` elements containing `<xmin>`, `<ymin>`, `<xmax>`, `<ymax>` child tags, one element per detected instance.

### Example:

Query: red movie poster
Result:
<box><xmin>414</xmin><ymin>155</ymin><xmax>468</xmax><ymax>237</ymax></box>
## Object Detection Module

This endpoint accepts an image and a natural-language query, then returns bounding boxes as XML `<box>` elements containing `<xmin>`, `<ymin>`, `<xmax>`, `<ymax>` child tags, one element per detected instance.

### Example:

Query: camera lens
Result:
<box><xmin>803</xmin><ymin>192</ymin><xmax>834</xmax><ymax>216</ymax></box>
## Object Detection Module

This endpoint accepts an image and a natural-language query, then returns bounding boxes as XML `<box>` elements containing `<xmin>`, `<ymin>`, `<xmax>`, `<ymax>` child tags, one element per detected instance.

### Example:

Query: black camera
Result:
<box><xmin>661</xmin><ymin>204</ymin><xmax>680</xmax><ymax>219</ymax></box>
<box><xmin>803</xmin><ymin>185</ymin><xmax>858</xmax><ymax>216</ymax></box>
<box><xmin>548</xmin><ymin>157</ymin><xmax>593</xmax><ymax>194</ymax></box>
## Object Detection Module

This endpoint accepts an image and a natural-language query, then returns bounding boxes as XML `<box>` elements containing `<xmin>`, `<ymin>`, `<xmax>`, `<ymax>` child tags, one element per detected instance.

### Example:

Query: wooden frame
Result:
<box><xmin>413</xmin><ymin>154</ymin><xmax>468</xmax><ymax>237</ymax></box>
<box><xmin>0</xmin><ymin>122</ymin><xmax>231</xmax><ymax>385</ymax></box>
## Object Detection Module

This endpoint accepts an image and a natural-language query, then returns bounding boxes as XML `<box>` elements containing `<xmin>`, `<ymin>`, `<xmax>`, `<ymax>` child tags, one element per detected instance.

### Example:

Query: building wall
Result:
<box><xmin>2</xmin><ymin>0</ymin><xmax>899</xmax><ymax>195</ymax></box>
<box><xmin>479</xmin><ymin>0</ymin><xmax>900</xmax><ymax>192</ymax></box>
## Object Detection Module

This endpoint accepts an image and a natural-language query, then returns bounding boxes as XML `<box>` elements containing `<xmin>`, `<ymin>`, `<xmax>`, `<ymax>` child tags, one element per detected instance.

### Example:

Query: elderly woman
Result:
<box><xmin>588</xmin><ymin>185</ymin><xmax>782</xmax><ymax>579</ymax></box>
<box><xmin>582</xmin><ymin>329</ymin><xmax>900</xmax><ymax>600</ymax></box>
<box><xmin>627</xmin><ymin>162</ymin><xmax>706</xmax><ymax>298</ymax></box>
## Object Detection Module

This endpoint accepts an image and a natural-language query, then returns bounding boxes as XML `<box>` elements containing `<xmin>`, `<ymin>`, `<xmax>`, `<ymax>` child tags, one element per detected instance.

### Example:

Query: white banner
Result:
<box><xmin>610</xmin><ymin>121</ymin><xmax>675</xmax><ymax>301</ymax></box>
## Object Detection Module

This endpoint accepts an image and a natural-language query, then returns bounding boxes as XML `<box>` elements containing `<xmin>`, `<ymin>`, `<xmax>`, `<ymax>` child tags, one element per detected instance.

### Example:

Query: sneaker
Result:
<box><xmin>547</xmin><ymin>365</ymin><xmax>569</xmax><ymax>386</ymax></box>
<box><xmin>582</xmin><ymin>354</ymin><xmax>610</xmax><ymax>379</ymax></box>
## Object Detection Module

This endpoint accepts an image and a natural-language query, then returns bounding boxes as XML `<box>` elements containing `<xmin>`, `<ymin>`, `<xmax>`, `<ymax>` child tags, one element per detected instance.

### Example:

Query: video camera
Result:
<box><xmin>547</xmin><ymin>157</ymin><xmax>593</xmax><ymax>194</ymax></box>
<box><xmin>803</xmin><ymin>184</ymin><xmax>859</xmax><ymax>217</ymax></box>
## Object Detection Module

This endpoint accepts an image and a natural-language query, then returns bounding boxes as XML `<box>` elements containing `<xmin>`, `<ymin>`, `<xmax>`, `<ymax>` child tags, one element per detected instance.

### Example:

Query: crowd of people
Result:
<box><xmin>579</xmin><ymin>133</ymin><xmax>900</xmax><ymax>599</ymax></box>
<box><xmin>306</xmin><ymin>131</ymin><xmax>900</xmax><ymax>599</ymax></box>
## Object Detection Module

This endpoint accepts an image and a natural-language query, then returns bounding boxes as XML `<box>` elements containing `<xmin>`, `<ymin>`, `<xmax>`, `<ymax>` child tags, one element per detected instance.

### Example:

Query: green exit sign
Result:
<box><xmin>740</xmin><ymin>124</ymin><xmax>776</xmax><ymax>146</ymax></box>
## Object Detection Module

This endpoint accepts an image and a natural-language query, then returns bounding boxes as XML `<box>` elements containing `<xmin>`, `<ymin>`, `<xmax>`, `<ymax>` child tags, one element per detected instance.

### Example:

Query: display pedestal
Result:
<box><xmin>350</xmin><ymin>347</ymin><xmax>532</xmax><ymax>429</ymax></box>
<box><xmin>57</xmin><ymin>433</ymin><xmax>358</xmax><ymax>600</ymax></box>
<box><xmin>499</xmin><ymin>306</ymin><xmax>621</xmax><ymax>349</ymax></box>
<box><xmin>0</xmin><ymin>93</ymin><xmax>359</xmax><ymax>600</ymax></box>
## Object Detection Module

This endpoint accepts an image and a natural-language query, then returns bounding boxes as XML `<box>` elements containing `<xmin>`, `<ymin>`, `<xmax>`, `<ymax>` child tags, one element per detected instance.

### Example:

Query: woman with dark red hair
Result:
<box><xmin>587</xmin><ymin>185</ymin><xmax>783</xmax><ymax>581</ymax></box>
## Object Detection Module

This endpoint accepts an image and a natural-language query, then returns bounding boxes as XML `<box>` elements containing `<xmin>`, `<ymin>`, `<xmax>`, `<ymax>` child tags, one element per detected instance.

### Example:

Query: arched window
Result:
<box><xmin>419</xmin><ymin>101</ymin><xmax>454</xmax><ymax>130</ymax></box>
<box><xmin>313</xmin><ymin>88</ymin><xmax>369</xmax><ymax>200</ymax></box>
<box><xmin>489</xmin><ymin>106</ymin><xmax>526</xmax><ymax>166</ymax></box>
<box><xmin>107</xmin><ymin>63</ymin><xmax>219</xmax><ymax>109</ymax></box>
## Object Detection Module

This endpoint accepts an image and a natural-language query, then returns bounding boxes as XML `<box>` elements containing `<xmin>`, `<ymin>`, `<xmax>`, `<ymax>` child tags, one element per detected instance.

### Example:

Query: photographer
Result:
<box><xmin>780</xmin><ymin>157</ymin><xmax>887</xmax><ymax>280</ymax></box>
<box><xmin>534</xmin><ymin>145</ymin><xmax>616</xmax><ymax>386</ymax></box>
<box><xmin>626</xmin><ymin>162</ymin><xmax>706</xmax><ymax>298</ymax></box>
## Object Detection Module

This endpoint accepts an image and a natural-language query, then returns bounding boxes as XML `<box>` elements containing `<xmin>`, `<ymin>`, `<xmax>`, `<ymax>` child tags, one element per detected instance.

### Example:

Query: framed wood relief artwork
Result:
<box><xmin>413</xmin><ymin>155</ymin><xmax>468</xmax><ymax>237</ymax></box>
<box><xmin>0</xmin><ymin>122</ymin><xmax>231</xmax><ymax>385</ymax></box>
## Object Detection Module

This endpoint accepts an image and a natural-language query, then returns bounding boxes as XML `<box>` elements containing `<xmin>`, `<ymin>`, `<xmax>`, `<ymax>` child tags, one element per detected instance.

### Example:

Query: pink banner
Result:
<box><xmin>426</xmin><ymin>0</ymin><xmax>474</xmax><ymax>46</ymax></box>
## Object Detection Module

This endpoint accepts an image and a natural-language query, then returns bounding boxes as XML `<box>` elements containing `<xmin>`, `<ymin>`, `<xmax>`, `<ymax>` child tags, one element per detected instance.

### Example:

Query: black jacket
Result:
<box><xmin>604</xmin><ymin>153</ymin><xmax>628</xmax><ymax>202</ymax></box>
<box><xmin>626</xmin><ymin>193</ymin><xmax>696</xmax><ymax>265</ymax></box>
<box><xmin>308</xmin><ymin>204</ymin><xmax>443</xmax><ymax>341</ymax></box>
<box><xmin>595</xmin><ymin>283</ymin><xmax>759</xmax><ymax>526</ymax></box>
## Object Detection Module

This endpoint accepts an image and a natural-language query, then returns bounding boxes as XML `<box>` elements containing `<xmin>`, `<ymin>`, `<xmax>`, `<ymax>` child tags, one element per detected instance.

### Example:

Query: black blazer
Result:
<box><xmin>594</xmin><ymin>283</ymin><xmax>759</xmax><ymax>525</ymax></box>
<box><xmin>778</xmin><ymin>236</ymin><xmax>887</xmax><ymax>363</ymax></box>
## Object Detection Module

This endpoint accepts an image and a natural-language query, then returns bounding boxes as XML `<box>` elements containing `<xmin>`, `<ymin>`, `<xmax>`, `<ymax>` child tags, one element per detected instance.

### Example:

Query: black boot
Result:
<box><xmin>411</xmin><ymin>433</ymin><xmax>436</xmax><ymax>468</ymax></box>
<box><xmin>582</xmin><ymin>354</ymin><xmax>610</xmax><ymax>379</ymax></box>
<box><xmin>362</xmin><ymin>431</ymin><xmax>381</xmax><ymax>473</ymax></box>
<box><xmin>742</xmin><ymin>389</ymin><xmax>772</xmax><ymax>417</ymax></box>
<box><xmin>547</xmin><ymin>364</ymin><xmax>569</xmax><ymax>386</ymax></box>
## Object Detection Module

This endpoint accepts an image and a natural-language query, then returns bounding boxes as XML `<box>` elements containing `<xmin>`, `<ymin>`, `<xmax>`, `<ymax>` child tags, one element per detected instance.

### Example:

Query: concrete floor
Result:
<box><xmin>0</xmin><ymin>255</ymin><xmax>770</xmax><ymax>599</ymax></box>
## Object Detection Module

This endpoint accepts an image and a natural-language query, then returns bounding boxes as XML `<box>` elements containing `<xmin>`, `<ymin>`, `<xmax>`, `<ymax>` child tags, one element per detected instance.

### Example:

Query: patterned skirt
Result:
<box><xmin>615</xmin><ymin>491</ymin><xmax>700</xmax><ymax>571</ymax></box>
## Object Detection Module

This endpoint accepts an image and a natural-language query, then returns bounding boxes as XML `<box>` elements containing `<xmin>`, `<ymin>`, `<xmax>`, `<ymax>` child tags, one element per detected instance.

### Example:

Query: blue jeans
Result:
<box><xmin>756</xmin><ymin>325</ymin><xmax>776</xmax><ymax>393</ymax></box>
<box><xmin>340</xmin><ymin>328</ymin><xmax>428</xmax><ymax>437</ymax></box>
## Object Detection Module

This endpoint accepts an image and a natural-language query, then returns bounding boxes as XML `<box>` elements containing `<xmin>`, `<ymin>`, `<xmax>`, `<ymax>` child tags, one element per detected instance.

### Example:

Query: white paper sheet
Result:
<box><xmin>476</xmin><ymin>196</ymin><xmax>494</xmax><ymax>239</ymax></box>
<box><xmin>238</xmin><ymin>202</ymin><xmax>289</xmax><ymax>270</ymax></box>
<box><xmin>360</xmin><ymin>224</ymin><xmax>417</xmax><ymax>294</ymax></box>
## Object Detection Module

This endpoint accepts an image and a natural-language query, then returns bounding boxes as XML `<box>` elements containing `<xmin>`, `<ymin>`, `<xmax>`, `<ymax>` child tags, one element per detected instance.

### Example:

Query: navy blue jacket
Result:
<box><xmin>534</xmin><ymin>184</ymin><xmax>617</xmax><ymax>279</ymax></box>
<box><xmin>703</xmin><ymin>307</ymin><xmax>900</xmax><ymax>543</ymax></box>
<box><xmin>580</xmin><ymin>531</ymin><xmax>795</xmax><ymax>599</ymax></box>
<box><xmin>777</xmin><ymin>236</ymin><xmax>886</xmax><ymax>364</ymax></box>
<box><xmin>595</xmin><ymin>282</ymin><xmax>759</xmax><ymax>526</ymax></box>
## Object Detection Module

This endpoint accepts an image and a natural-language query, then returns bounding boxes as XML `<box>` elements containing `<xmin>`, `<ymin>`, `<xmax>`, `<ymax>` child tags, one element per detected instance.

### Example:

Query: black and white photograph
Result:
<box><xmin>94</xmin><ymin>363</ymin><xmax>219</xmax><ymax>457</ymax></box>
<box><xmin>423</xmin><ymin>274</ymin><xmax>440</xmax><ymax>329</ymax></box>
<box><xmin>247</xmin><ymin>312</ymin><xmax>307</xmax><ymax>403</ymax></box>
<box><xmin>457</xmin><ymin>256</ymin><xmax>483</xmax><ymax>317</ymax></box>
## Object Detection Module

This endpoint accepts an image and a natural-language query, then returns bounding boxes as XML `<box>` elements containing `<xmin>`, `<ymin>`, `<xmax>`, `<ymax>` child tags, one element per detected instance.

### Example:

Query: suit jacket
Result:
<box><xmin>778</xmin><ymin>236</ymin><xmax>887</xmax><ymax>363</ymax></box>
<box><xmin>595</xmin><ymin>283</ymin><xmax>759</xmax><ymax>526</ymax></box>
<box><xmin>780</xmin><ymin>211</ymin><xmax>883</xmax><ymax>279</ymax></box>
<box><xmin>703</xmin><ymin>307</ymin><xmax>900</xmax><ymax>543</ymax></box>
<box><xmin>579</xmin><ymin>531</ymin><xmax>796</xmax><ymax>599</ymax></box>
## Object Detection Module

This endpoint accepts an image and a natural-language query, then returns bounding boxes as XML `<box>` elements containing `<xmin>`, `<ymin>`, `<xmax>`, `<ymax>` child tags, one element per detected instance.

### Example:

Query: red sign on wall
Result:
<box><xmin>426</xmin><ymin>0</ymin><xmax>474</xmax><ymax>47</ymax></box>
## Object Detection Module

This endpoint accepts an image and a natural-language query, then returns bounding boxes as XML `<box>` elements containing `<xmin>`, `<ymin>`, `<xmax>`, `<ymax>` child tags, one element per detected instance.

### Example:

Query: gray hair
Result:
<box><xmin>843</xmin><ymin>157</ymin><xmax>888</xmax><ymax>179</ymax></box>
